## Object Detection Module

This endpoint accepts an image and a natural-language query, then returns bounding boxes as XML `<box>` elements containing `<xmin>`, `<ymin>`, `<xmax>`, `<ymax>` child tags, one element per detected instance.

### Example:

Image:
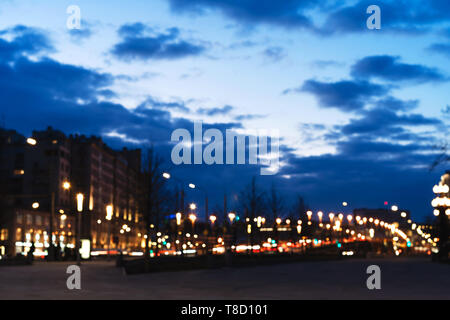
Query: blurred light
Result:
<box><xmin>189</xmin><ymin>203</ymin><xmax>197</xmax><ymax>210</ymax></box>
<box><xmin>391</xmin><ymin>205</ymin><xmax>398</xmax><ymax>212</ymax></box>
<box><xmin>26</xmin><ymin>138</ymin><xmax>37</xmax><ymax>145</ymax></box>
<box><xmin>162</xmin><ymin>172</ymin><xmax>171</xmax><ymax>179</ymax></box>
<box><xmin>188</xmin><ymin>183</ymin><xmax>196</xmax><ymax>189</ymax></box>
<box><xmin>62</xmin><ymin>181</ymin><xmax>71</xmax><ymax>190</ymax></box>
<box><xmin>76</xmin><ymin>193</ymin><xmax>84</xmax><ymax>212</ymax></box>
<box><xmin>106</xmin><ymin>205</ymin><xmax>113</xmax><ymax>220</ymax></box>
<box><xmin>342</xmin><ymin>202</ymin><xmax>348</xmax><ymax>207</ymax></box>
<box><xmin>32</xmin><ymin>202</ymin><xmax>39</xmax><ymax>209</ymax></box>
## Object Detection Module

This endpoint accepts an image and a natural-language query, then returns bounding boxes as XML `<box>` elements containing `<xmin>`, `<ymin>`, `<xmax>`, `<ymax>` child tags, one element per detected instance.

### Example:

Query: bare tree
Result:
<box><xmin>268</xmin><ymin>183</ymin><xmax>285</xmax><ymax>243</ymax></box>
<box><xmin>239</xmin><ymin>177</ymin><xmax>265</xmax><ymax>251</ymax></box>
<box><xmin>140</xmin><ymin>147</ymin><xmax>169</xmax><ymax>269</ymax></box>
<box><xmin>430</xmin><ymin>142</ymin><xmax>450</xmax><ymax>171</ymax></box>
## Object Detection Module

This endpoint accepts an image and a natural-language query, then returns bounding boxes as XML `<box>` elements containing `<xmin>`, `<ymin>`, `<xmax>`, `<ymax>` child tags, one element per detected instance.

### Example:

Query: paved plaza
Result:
<box><xmin>0</xmin><ymin>257</ymin><xmax>448</xmax><ymax>299</ymax></box>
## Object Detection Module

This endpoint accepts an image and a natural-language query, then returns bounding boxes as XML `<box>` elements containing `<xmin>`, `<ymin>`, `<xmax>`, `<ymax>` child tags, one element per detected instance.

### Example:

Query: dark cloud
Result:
<box><xmin>373</xmin><ymin>96</ymin><xmax>419</xmax><ymax>112</ymax></box>
<box><xmin>428</xmin><ymin>43</ymin><xmax>450</xmax><ymax>58</ymax></box>
<box><xmin>137</xmin><ymin>96</ymin><xmax>190</xmax><ymax>113</ymax></box>
<box><xmin>197</xmin><ymin>105</ymin><xmax>234</xmax><ymax>116</ymax></box>
<box><xmin>0</xmin><ymin>25</ymin><xmax>53</xmax><ymax>62</ymax></box>
<box><xmin>286</xmin><ymin>79</ymin><xmax>388</xmax><ymax>112</ymax></box>
<box><xmin>166</xmin><ymin>0</ymin><xmax>321</xmax><ymax>29</ymax></box>
<box><xmin>351</xmin><ymin>55</ymin><xmax>447</xmax><ymax>83</ymax></box>
<box><xmin>111</xmin><ymin>24</ymin><xmax>206</xmax><ymax>61</ymax></box>
<box><xmin>319</xmin><ymin>0</ymin><xmax>450</xmax><ymax>35</ymax></box>
<box><xmin>339</xmin><ymin>108</ymin><xmax>441</xmax><ymax>137</ymax></box>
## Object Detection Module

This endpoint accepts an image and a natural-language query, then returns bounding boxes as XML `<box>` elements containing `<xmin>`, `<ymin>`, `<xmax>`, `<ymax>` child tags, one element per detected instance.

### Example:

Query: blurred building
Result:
<box><xmin>70</xmin><ymin>134</ymin><xmax>145</xmax><ymax>252</ymax></box>
<box><xmin>0</xmin><ymin>127</ymin><xmax>145</xmax><ymax>258</ymax></box>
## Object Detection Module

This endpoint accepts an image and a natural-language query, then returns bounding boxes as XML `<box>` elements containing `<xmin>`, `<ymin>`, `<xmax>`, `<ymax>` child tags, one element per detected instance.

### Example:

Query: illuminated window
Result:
<box><xmin>0</xmin><ymin>229</ymin><xmax>8</xmax><ymax>241</ymax></box>
<box><xmin>16</xmin><ymin>228</ymin><xmax>22</xmax><ymax>241</ymax></box>
<box><xmin>13</xmin><ymin>169</ymin><xmax>25</xmax><ymax>176</ymax></box>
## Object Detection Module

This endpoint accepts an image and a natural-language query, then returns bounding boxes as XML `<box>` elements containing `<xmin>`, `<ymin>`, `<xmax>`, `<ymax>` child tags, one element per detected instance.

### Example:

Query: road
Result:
<box><xmin>0</xmin><ymin>257</ymin><xmax>448</xmax><ymax>299</ymax></box>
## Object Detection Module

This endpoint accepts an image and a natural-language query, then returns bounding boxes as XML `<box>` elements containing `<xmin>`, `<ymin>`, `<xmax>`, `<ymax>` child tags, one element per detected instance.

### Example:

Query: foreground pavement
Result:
<box><xmin>0</xmin><ymin>257</ymin><xmax>448</xmax><ymax>299</ymax></box>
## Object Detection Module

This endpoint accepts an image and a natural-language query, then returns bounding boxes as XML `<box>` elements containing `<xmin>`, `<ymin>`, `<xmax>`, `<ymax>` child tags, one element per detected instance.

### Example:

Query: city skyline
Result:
<box><xmin>0</xmin><ymin>0</ymin><xmax>449</xmax><ymax>220</ymax></box>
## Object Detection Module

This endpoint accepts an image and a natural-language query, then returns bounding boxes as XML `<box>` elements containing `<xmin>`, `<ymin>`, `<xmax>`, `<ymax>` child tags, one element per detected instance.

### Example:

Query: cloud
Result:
<box><xmin>137</xmin><ymin>96</ymin><xmax>190</xmax><ymax>113</ymax></box>
<box><xmin>166</xmin><ymin>0</ymin><xmax>321</xmax><ymax>29</ymax></box>
<box><xmin>111</xmin><ymin>23</ymin><xmax>206</xmax><ymax>61</ymax></box>
<box><xmin>197</xmin><ymin>105</ymin><xmax>234</xmax><ymax>116</ymax></box>
<box><xmin>319</xmin><ymin>0</ymin><xmax>450</xmax><ymax>35</ymax></box>
<box><xmin>428</xmin><ymin>43</ymin><xmax>450</xmax><ymax>58</ymax></box>
<box><xmin>310</xmin><ymin>60</ymin><xmax>345</xmax><ymax>69</ymax></box>
<box><xmin>286</xmin><ymin>79</ymin><xmax>388</xmax><ymax>112</ymax></box>
<box><xmin>233</xmin><ymin>114</ymin><xmax>266</xmax><ymax>121</ymax></box>
<box><xmin>351</xmin><ymin>55</ymin><xmax>447</xmax><ymax>83</ymax></box>
<box><xmin>0</xmin><ymin>25</ymin><xmax>53</xmax><ymax>62</ymax></box>
<box><xmin>68</xmin><ymin>23</ymin><xmax>94</xmax><ymax>42</ymax></box>
<box><xmin>339</xmin><ymin>108</ymin><xmax>441</xmax><ymax>137</ymax></box>
<box><xmin>262</xmin><ymin>46</ymin><xmax>286</xmax><ymax>62</ymax></box>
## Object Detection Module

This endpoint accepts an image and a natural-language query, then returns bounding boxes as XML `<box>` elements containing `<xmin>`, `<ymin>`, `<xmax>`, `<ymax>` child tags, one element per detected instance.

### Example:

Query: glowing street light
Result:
<box><xmin>162</xmin><ymin>172</ymin><xmax>171</xmax><ymax>179</ymax></box>
<box><xmin>62</xmin><ymin>181</ymin><xmax>71</xmax><ymax>190</ymax></box>
<box><xmin>306</xmin><ymin>211</ymin><xmax>312</xmax><ymax>221</ymax></box>
<box><xmin>189</xmin><ymin>203</ymin><xmax>197</xmax><ymax>211</ymax></box>
<box><xmin>317</xmin><ymin>211</ymin><xmax>323</xmax><ymax>222</ymax></box>
<box><xmin>26</xmin><ymin>138</ymin><xmax>37</xmax><ymax>146</ymax></box>
<box><xmin>342</xmin><ymin>202</ymin><xmax>348</xmax><ymax>207</ymax></box>
<box><xmin>329</xmin><ymin>213</ymin><xmax>335</xmax><ymax>222</ymax></box>
<box><xmin>391</xmin><ymin>205</ymin><xmax>399</xmax><ymax>212</ymax></box>
<box><xmin>32</xmin><ymin>202</ymin><xmax>40</xmax><ymax>209</ymax></box>
<box><xmin>106</xmin><ymin>205</ymin><xmax>113</xmax><ymax>221</ymax></box>
<box><xmin>276</xmin><ymin>218</ymin><xmax>282</xmax><ymax>225</ymax></box>
<box><xmin>176</xmin><ymin>212</ymin><xmax>182</xmax><ymax>225</ymax></box>
<box><xmin>76</xmin><ymin>193</ymin><xmax>84</xmax><ymax>266</ymax></box>
<box><xmin>347</xmin><ymin>214</ymin><xmax>353</xmax><ymax>223</ymax></box>
<box><xmin>228</xmin><ymin>212</ymin><xmax>236</xmax><ymax>223</ymax></box>
<box><xmin>189</xmin><ymin>213</ymin><xmax>197</xmax><ymax>224</ymax></box>
<box><xmin>433</xmin><ymin>184</ymin><xmax>449</xmax><ymax>194</ymax></box>
<box><xmin>188</xmin><ymin>183</ymin><xmax>196</xmax><ymax>189</ymax></box>
<box><xmin>76</xmin><ymin>193</ymin><xmax>84</xmax><ymax>212</ymax></box>
<box><xmin>209</xmin><ymin>215</ymin><xmax>217</xmax><ymax>224</ymax></box>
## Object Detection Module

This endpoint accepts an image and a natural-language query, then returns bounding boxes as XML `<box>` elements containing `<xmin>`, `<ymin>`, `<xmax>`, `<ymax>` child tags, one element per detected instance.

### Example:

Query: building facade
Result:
<box><xmin>0</xmin><ymin>127</ymin><xmax>146</xmax><ymax>258</ymax></box>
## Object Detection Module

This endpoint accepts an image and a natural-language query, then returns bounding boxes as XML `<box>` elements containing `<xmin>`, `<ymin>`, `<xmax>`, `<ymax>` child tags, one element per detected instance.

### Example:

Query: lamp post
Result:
<box><xmin>106</xmin><ymin>205</ymin><xmax>113</xmax><ymax>260</ymax></box>
<box><xmin>432</xmin><ymin>178</ymin><xmax>450</xmax><ymax>262</ymax></box>
<box><xmin>76</xmin><ymin>193</ymin><xmax>84</xmax><ymax>266</ymax></box>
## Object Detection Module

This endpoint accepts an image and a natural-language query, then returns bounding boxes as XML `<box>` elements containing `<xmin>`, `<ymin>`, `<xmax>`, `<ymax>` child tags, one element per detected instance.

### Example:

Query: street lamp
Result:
<box><xmin>190</xmin><ymin>203</ymin><xmax>197</xmax><ymax>211</ymax></box>
<box><xmin>347</xmin><ymin>214</ymin><xmax>353</xmax><ymax>224</ymax></box>
<box><xmin>329</xmin><ymin>213</ymin><xmax>335</xmax><ymax>222</ymax></box>
<box><xmin>76</xmin><ymin>193</ymin><xmax>84</xmax><ymax>266</ymax></box>
<box><xmin>209</xmin><ymin>215</ymin><xmax>217</xmax><ymax>225</ymax></box>
<box><xmin>62</xmin><ymin>181</ymin><xmax>71</xmax><ymax>190</ymax></box>
<box><xmin>162</xmin><ymin>172</ymin><xmax>171</xmax><ymax>179</ymax></box>
<box><xmin>228</xmin><ymin>212</ymin><xmax>236</xmax><ymax>223</ymax></box>
<box><xmin>32</xmin><ymin>202</ymin><xmax>40</xmax><ymax>209</ymax></box>
<box><xmin>106</xmin><ymin>205</ymin><xmax>113</xmax><ymax>259</ymax></box>
<box><xmin>317</xmin><ymin>211</ymin><xmax>323</xmax><ymax>223</ymax></box>
<box><xmin>26</xmin><ymin>137</ymin><xmax>37</xmax><ymax>146</ymax></box>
